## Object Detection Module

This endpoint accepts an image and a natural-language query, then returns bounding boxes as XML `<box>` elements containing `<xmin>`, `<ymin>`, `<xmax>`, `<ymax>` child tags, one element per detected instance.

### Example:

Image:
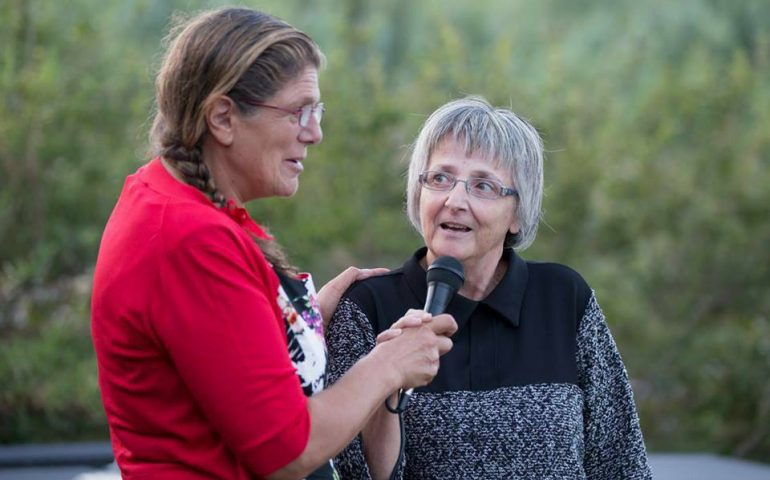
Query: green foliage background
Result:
<box><xmin>1</xmin><ymin>0</ymin><xmax>769</xmax><ymax>462</ymax></box>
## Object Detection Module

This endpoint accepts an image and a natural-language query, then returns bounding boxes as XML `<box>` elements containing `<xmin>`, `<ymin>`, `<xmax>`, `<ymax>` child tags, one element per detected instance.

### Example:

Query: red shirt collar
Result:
<box><xmin>143</xmin><ymin>157</ymin><xmax>273</xmax><ymax>240</ymax></box>
<box><xmin>224</xmin><ymin>200</ymin><xmax>273</xmax><ymax>240</ymax></box>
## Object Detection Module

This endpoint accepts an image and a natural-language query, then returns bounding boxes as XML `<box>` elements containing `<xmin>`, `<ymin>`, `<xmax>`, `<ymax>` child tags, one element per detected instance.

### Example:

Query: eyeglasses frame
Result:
<box><xmin>243</xmin><ymin>101</ymin><xmax>325</xmax><ymax>128</ymax></box>
<box><xmin>418</xmin><ymin>170</ymin><xmax>518</xmax><ymax>200</ymax></box>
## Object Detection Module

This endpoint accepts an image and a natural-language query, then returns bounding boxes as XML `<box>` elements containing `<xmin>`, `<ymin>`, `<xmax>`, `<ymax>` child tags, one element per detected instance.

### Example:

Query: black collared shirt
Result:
<box><xmin>343</xmin><ymin>246</ymin><xmax>592</xmax><ymax>392</ymax></box>
<box><xmin>328</xmin><ymin>247</ymin><xmax>651</xmax><ymax>479</ymax></box>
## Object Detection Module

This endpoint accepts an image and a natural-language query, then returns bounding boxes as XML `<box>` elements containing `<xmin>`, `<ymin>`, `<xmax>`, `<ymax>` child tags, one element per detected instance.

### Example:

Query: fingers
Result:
<box><xmin>376</xmin><ymin>328</ymin><xmax>402</xmax><ymax>344</ymax></box>
<box><xmin>376</xmin><ymin>322</ymin><xmax>455</xmax><ymax>390</ymax></box>
<box><xmin>328</xmin><ymin>266</ymin><xmax>389</xmax><ymax>291</ymax></box>
<box><xmin>353</xmin><ymin>267</ymin><xmax>389</xmax><ymax>280</ymax></box>
<box><xmin>436</xmin><ymin>335</ymin><xmax>453</xmax><ymax>356</ymax></box>
<box><xmin>378</xmin><ymin>310</ymin><xmax>432</xmax><ymax>344</ymax></box>
<box><xmin>390</xmin><ymin>310</ymin><xmax>432</xmax><ymax>330</ymax></box>
<box><xmin>390</xmin><ymin>311</ymin><xmax>457</xmax><ymax>338</ymax></box>
<box><xmin>426</xmin><ymin>313</ymin><xmax>458</xmax><ymax>337</ymax></box>
<box><xmin>317</xmin><ymin>266</ymin><xmax>389</xmax><ymax>325</ymax></box>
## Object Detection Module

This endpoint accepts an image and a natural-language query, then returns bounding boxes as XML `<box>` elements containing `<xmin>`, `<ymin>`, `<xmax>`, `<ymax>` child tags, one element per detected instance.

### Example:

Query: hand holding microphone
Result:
<box><xmin>383</xmin><ymin>256</ymin><xmax>464</xmax><ymax>413</ymax></box>
<box><xmin>379</xmin><ymin>256</ymin><xmax>465</xmax><ymax>338</ymax></box>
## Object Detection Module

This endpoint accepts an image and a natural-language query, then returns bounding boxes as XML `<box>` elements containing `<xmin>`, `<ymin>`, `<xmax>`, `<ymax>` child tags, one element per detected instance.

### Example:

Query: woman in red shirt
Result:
<box><xmin>90</xmin><ymin>8</ymin><xmax>456</xmax><ymax>479</ymax></box>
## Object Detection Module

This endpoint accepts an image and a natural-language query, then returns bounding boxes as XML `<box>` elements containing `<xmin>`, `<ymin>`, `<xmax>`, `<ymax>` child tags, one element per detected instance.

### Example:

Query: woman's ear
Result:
<box><xmin>509</xmin><ymin>221</ymin><xmax>520</xmax><ymax>236</ymax></box>
<box><xmin>205</xmin><ymin>96</ymin><xmax>236</xmax><ymax>146</ymax></box>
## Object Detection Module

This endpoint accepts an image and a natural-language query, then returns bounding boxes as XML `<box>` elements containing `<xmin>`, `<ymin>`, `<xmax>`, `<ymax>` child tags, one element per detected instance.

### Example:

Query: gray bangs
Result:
<box><xmin>426</xmin><ymin>107</ymin><xmax>517</xmax><ymax>173</ymax></box>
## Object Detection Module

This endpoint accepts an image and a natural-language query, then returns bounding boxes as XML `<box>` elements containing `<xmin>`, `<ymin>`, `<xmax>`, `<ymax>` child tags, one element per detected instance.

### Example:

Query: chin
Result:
<box><xmin>276</xmin><ymin>182</ymin><xmax>300</xmax><ymax>198</ymax></box>
<box><xmin>428</xmin><ymin>243</ymin><xmax>468</xmax><ymax>262</ymax></box>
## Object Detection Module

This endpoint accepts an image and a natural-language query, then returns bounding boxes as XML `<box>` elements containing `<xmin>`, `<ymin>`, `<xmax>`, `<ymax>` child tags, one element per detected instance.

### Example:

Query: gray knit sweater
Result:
<box><xmin>326</xmin><ymin>250</ymin><xmax>652</xmax><ymax>479</ymax></box>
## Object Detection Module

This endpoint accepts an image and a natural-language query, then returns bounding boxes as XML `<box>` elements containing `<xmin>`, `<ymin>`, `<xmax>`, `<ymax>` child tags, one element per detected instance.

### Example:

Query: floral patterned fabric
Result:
<box><xmin>276</xmin><ymin>271</ymin><xmax>328</xmax><ymax>396</ymax></box>
<box><xmin>275</xmin><ymin>269</ymin><xmax>339</xmax><ymax>480</ymax></box>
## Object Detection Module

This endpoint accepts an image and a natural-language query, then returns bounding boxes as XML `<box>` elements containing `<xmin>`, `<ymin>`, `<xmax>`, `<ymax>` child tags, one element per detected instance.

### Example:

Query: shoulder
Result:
<box><xmin>128</xmin><ymin>191</ymin><xmax>257</xmax><ymax>266</ymax></box>
<box><xmin>152</xmin><ymin>203</ymin><xmax>274</xmax><ymax>292</ymax></box>
<box><xmin>99</xmin><ymin>183</ymin><xmax>252</xmax><ymax>274</ymax></box>
<box><xmin>338</xmin><ymin>259</ymin><xmax>423</xmax><ymax>335</ymax></box>
<box><xmin>165</xmin><ymin>203</ymin><xmax>243</xmax><ymax>247</ymax></box>
<box><xmin>524</xmin><ymin>260</ymin><xmax>593</xmax><ymax>311</ymax></box>
<box><xmin>525</xmin><ymin>260</ymin><xmax>590</xmax><ymax>289</ymax></box>
<box><xmin>344</xmin><ymin>267</ymin><xmax>407</xmax><ymax>312</ymax></box>
<box><xmin>125</xmin><ymin>160</ymin><xmax>252</xmax><ymax>251</ymax></box>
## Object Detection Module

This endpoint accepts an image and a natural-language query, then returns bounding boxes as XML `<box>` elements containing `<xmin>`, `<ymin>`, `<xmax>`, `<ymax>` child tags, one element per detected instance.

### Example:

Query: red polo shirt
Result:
<box><xmin>91</xmin><ymin>158</ymin><xmax>309</xmax><ymax>478</ymax></box>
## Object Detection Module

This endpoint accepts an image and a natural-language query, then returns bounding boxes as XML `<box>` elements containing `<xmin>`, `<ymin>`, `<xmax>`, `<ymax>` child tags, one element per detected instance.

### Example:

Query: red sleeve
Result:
<box><xmin>153</xmin><ymin>224</ymin><xmax>309</xmax><ymax>477</ymax></box>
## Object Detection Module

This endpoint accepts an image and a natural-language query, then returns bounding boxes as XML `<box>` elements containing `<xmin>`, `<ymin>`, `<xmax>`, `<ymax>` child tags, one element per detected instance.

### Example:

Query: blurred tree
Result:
<box><xmin>1</xmin><ymin>0</ymin><xmax>768</xmax><ymax>461</ymax></box>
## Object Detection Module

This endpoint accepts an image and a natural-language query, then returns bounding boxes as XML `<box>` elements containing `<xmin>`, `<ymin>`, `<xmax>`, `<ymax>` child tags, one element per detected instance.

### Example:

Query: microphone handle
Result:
<box><xmin>424</xmin><ymin>283</ymin><xmax>455</xmax><ymax>315</ymax></box>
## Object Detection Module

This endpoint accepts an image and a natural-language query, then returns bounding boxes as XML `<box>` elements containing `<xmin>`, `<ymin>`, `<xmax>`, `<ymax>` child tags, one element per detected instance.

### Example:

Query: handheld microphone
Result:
<box><xmin>424</xmin><ymin>256</ymin><xmax>465</xmax><ymax>314</ymax></box>
<box><xmin>389</xmin><ymin>256</ymin><xmax>464</xmax><ymax>413</ymax></box>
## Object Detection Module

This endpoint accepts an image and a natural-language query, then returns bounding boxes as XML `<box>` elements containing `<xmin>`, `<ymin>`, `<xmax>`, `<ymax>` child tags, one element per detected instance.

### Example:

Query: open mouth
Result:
<box><xmin>440</xmin><ymin>222</ymin><xmax>471</xmax><ymax>232</ymax></box>
<box><xmin>286</xmin><ymin>159</ymin><xmax>304</xmax><ymax>171</ymax></box>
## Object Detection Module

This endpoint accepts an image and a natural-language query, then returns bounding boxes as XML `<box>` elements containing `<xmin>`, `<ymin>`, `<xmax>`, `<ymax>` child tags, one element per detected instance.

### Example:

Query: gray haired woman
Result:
<box><xmin>327</xmin><ymin>96</ymin><xmax>652</xmax><ymax>479</ymax></box>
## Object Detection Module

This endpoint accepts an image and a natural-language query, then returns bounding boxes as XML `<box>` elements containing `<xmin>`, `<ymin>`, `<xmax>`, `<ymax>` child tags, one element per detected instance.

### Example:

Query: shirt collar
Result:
<box><xmin>223</xmin><ymin>200</ymin><xmax>273</xmax><ymax>240</ymax></box>
<box><xmin>403</xmin><ymin>247</ymin><xmax>528</xmax><ymax>329</ymax></box>
<box><xmin>142</xmin><ymin>157</ymin><xmax>212</xmax><ymax>206</ymax></box>
<box><xmin>141</xmin><ymin>157</ymin><xmax>272</xmax><ymax>240</ymax></box>
<box><xmin>483</xmin><ymin>247</ymin><xmax>528</xmax><ymax>327</ymax></box>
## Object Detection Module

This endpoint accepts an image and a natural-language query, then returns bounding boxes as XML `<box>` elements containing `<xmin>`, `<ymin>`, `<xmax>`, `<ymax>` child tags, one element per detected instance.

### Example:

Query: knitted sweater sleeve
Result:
<box><xmin>326</xmin><ymin>297</ymin><xmax>395</xmax><ymax>479</ymax></box>
<box><xmin>576</xmin><ymin>292</ymin><xmax>653</xmax><ymax>479</ymax></box>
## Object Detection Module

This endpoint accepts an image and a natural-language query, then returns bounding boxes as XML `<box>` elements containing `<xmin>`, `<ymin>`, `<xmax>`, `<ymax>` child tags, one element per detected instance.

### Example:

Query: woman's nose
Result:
<box><xmin>443</xmin><ymin>180</ymin><xmax>470</xmax><ymax>208</ymax></box>
<box><xmin>299</xmin><ymin>118</ymin><xmax>323</xmax><ymax>145</ymax></box>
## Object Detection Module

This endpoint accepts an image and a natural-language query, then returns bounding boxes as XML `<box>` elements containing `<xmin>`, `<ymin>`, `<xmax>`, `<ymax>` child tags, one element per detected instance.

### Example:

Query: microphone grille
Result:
<box><xmin>426</xmin><ymin>256</ymin><xmax>464</xmax><ymax>290</ymax></box>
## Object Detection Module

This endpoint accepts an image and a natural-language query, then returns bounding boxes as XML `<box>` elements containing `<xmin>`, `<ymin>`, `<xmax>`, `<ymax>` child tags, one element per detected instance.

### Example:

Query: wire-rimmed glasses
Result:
<box><xmin>419</xmin><ymin>170</ymin><xmax>518</xmax><ymax>200</ymax></box>
<box><xmin>246</xmin><ymin>101</ymin><xmax>325</xmax><ymax>127</ymax></box>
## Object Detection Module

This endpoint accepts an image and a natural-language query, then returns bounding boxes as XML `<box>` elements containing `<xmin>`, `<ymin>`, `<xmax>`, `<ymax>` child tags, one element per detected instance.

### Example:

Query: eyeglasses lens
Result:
<box><xmin>299</xmin><ymin>103</ymin><xmax>324</xmax><ymax>127</ymax></box>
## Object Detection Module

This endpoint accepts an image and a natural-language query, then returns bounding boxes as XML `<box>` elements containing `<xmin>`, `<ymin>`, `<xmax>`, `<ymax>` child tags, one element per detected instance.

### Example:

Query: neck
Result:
<box><xmin>206</xmin><ymin>159</ymin><xmax>243</xmax><ymax>206</ymax></box>
<box><xmin>202</xmin><ymin>141</ymin><xmax>245</xmax><ymax>206</ymax></box>
<box><xmin>160</xmin><ymin>156</ymin><xmax>185</xmax><ymax>183</ymax></box>
<box><xmin>460</xmin><ymin>258</ymin><xmax>507</xmax><ymax>300</ymax></box>
<box><xmin>423</xmin><ymin>248</ymin><xmax>507</xmax><ymax>301</ymax></box>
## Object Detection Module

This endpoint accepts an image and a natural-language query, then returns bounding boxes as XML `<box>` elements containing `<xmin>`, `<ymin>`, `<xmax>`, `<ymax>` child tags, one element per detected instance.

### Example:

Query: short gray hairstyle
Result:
<box><xmin>406</xmin><ymin>95</ymin><xmax>544</xmax><ymax>250</ymax></box>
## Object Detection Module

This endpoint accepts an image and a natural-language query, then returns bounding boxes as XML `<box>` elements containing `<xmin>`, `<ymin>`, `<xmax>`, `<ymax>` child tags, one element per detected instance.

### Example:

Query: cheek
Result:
<box><xmin>488</xmin><ymin>207</ymin><xmax>517</xmax><ymax>237</ymax></box>
<box><xmin>419</xmin><ymin>205</ymin><xmax>431</xmax><ymax>233</ymax></box>
<box><xmin>418</xmin><ymin>196</ymin><xmax>438</xmax><ymax>232</ymax></box>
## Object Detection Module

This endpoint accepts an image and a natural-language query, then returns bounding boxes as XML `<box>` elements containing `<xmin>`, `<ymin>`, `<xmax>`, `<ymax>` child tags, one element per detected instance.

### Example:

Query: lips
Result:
<box><xmin>285</xmin><ymin>158</ymin><xmax>304</xmax><ymax>173</ymax></box>
<box><xmin>440</xmin><ymin>222</ymin><xmax>471</xmax><ymax>232</ymax></box>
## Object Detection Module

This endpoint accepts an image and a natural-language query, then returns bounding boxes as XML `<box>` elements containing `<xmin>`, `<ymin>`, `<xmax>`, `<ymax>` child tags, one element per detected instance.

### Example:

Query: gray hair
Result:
<box><xmin>406</xmin><ymin>96</ymin><xmax>544</xmax><ymax>250</ymax></box>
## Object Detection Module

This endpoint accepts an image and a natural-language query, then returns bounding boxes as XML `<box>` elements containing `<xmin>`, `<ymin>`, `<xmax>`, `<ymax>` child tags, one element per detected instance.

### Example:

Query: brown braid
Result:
<box><xmin>162</xmin><ymin>142</ymin><xmax>227</xmax><ymax>208</ymax></box>
<box><xmin>148</xmin><ymin>8</ymin><xmax>322</xmax><ymax>277</ymax></box>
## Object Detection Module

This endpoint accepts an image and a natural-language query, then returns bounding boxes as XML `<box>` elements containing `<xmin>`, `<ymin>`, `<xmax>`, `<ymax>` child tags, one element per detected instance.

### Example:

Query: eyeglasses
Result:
<box><xmin>419</xmin><ymin>170</ymin><xmax>518</xmax><ymax>200</ymax></box>
<box><xmin>245</xmin><ymin>101</ymin><xmax>325</xmax><ymax>127</ymax></box>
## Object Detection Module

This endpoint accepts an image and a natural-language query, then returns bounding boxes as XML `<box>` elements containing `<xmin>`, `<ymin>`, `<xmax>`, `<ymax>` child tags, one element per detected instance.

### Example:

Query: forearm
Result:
<box><xmin>267</xmin><ymin>350</ymin><xmax>400</xmax><ymax>480</ymax></box>
<box><xmin>361</xmin><ymin>393</ymin><xmax>402</xmax><ymax>480</ymax></box>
